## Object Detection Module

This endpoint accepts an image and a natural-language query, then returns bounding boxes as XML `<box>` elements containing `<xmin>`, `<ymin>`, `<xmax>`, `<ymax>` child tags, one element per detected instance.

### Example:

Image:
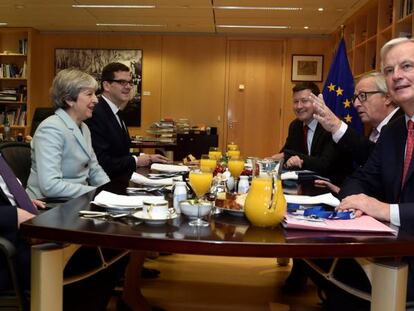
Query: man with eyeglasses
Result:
<box><xmin>272</xmin><ymin>82</ymin><xmax>346</xmax><ymax>184</ymax></box>
<box><xmin>312</xmin><ymin>72</ymin><xmax>401</xmax><ymax>166</ymax></box>
<box><xmin>86</xmin><ymin>62</ymin><xmax>168</xmax><ymax>180</ymax></box>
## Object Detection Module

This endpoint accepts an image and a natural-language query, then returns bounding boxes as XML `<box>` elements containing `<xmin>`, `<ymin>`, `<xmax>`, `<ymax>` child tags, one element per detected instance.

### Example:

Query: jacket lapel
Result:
<box><xmin>310</xmin><ymin>123</ymin><xmax>322</xmax><ymax>155</ymax></box>
<box><xmin>99</xmin><ymin>97</ymin><xmax>130</xmax><ymax>143</ymax></box>
<box><xmin>55</xmin><ymin>109</ymin><xmax>90</xmax><ymax>158</ymax></box>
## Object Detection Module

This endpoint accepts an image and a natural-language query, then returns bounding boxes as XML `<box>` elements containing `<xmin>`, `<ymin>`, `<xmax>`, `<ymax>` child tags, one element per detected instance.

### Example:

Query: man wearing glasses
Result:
<box><xmin>312</xmin><ymin>72</ymin><xmax>401</xmax><ymax>166</ymax></box>
<box><xmin>86</xmin><ymin>62</ymin><xmax>168</xmax><ymax>180</ymax></box>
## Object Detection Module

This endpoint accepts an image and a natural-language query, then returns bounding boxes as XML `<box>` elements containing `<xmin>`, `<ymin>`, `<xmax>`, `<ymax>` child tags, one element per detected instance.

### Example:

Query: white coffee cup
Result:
<box><xmin>143</xmin><ymin>199</ymin><xmax>175</xmax><ymax>219</ymax></box>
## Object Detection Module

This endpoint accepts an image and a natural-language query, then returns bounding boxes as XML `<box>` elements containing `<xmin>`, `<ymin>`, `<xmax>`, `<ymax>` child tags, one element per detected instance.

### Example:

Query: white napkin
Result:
<box><xmin>130</xmin><ymin>172</ymin><xmax>183</xmax><ymax>186</ymax></box>
<box><xmin>150</xmin><ymin>163</ymin><xmax>189</xmax><ymax>173</ymax></box>
<box><xmin>284</xmin><ymin>193</ymin><xmax>340</xmax><ymax>207</ymax></box>
<box><xmin>92</xmin><ymin>190</ymin><xmax>164</xmax><ymax>208</ymax></box>
<box><xmin>281</xmin><ymin>171</ymin><xmax>298</xmax><ymax>180</ymax></box>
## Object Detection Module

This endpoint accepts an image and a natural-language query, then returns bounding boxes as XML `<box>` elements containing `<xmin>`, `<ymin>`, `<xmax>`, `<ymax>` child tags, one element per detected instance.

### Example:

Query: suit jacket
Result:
<box><xmin>339</xmin><ymin>114</ymin><xmax>414</xmax><ymax>299</ymax></box>
<box><xmin>281</xmin><ymin>119</ymin><xmax>350</xmax><ymax>184</ymax></box>
<box><xmin>85</xmin><ymin>96</ymin><xmax>136</xmax><ymax>179</ymax></box>
<box><xmin>0</xmin><ymin>192</ymin><xmax>30</xmax><ymax>291</ymax></box>
<box><xmin>26</xmin><ymin>108</ymin><xmax>109</xmax><ymax>200</ymax></box>
<box><xmin>337</xmin><ymin>107</ymin><xmax>403</xmax><ymax>166</ymax></box>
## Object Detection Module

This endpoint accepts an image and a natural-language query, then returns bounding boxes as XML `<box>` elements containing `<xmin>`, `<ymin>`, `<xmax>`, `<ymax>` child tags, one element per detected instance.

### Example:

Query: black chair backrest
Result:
<box><xmin>0</xmin><ymin>142</ymin><xmax>31</xmax><ymax>188</ymax></box>
<box><xmin>30</xmin><ymin>107</ymin><xmax>54</xmax><ymax>137</ymax></box>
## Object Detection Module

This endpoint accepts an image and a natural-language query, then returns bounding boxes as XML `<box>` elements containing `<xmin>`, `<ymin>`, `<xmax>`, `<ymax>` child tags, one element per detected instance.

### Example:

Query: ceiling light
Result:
<box><xmin>318</xmin><ymin>8</ymin><xmax>324</xmax><ymax>11</ymax></box>
<box><xmin>96</xmin><ymin>23</ymin><xmax>166</xmax><ymax>27</ymax></box>
<box><xmin>73</xmin><ymin>5</ymin><xmax>155</xmax><ymax>9</ymax></box>
<box><xmin>0</xmin><ymin>23</ymin><xmax>8</xmax><ymax>26</ymax></box>
<box><xmin>215</xmin><ymin>6</ymin><xmax>301</xmax><ymax>11</ymax></box>
<box><xmin>217</xmin><ymin>25</ymin><xmax>290</xmax><ymax>29</ymax></box>
<box><xmin>304</xmin><ymin>26</ymin><xmax>309</xmax><ymax>29</ymax></box>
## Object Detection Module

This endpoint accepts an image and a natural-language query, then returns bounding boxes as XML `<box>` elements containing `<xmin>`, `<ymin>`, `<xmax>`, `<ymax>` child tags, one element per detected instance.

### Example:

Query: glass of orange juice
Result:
<box><xmin>208</xmin><ymin>147</ymin><xmax>222</xmax><ymax>160</ymax></box>
<box><xmin>227</xmin><ymin>149</ymin><xmax>241</xmax><ymax>159</ymax></box>
<box><xmin>189</xmin><ymin>169</ymin><xmax>213</xmax><ymax>226</ymax></box>
<box><xmin>228</xmin><ymin>157</ymin><xmax>245</xmax><ymax>192</ymax></box>
<box><xmin>227</xmin><ymin>142</ymin><xmax>239</xmax><ymax>151</ymax></box>
<box><xmin>200</xmin><ymin>154</ymin><xmax>217</xmax><ymax>173</ymax></box>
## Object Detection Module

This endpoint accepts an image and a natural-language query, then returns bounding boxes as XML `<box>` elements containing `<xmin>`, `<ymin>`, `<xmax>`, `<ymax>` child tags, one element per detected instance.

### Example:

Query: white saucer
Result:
<box><xmin>132</xmin><ymin>211</ymin><xmax>178</xmax><ymax>225</ymax></box>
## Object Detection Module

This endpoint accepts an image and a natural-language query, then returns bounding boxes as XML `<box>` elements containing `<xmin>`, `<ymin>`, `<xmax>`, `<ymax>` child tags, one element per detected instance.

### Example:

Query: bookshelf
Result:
<box><xmin>0</xmin><ymin>28</ymin><xmax>33</xmax><ymax>138</ymax></box>
<box><xmin>342</xmin><ymin>0</ymin><xmax>414</xmax><ymax>77</ymax></box>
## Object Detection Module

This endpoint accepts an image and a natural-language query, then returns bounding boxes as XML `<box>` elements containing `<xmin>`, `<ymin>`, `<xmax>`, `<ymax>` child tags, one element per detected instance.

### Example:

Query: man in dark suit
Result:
<box><xmin>311</xmin><ymin>37</ymin><xmax>414</xmax><ymax>310</ymax></box>
<box><xmin>272</xmin><ymin>82</ymin><xmax>349</xmax><ymax>184</ymax></box>
<box><xmin>313</xmin><ymin>72</ymin><xmax>401</xmax><ymax>166</ymax></box>
<box><xmin>86</xmin><ymin>62</ymin><xmax>168</xmax><ymax>180</ymax></box>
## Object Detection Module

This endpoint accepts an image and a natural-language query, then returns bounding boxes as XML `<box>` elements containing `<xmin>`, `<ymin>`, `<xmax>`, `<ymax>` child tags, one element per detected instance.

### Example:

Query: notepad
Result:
<box><xmin>283</xmin><ymin>214</ymin><xmax>396</xmax><ymax>234</ymax></box>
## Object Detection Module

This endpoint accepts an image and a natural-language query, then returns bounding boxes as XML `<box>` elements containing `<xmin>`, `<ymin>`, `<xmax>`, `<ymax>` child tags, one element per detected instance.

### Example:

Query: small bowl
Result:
<box><xmin>179</xmin><ymin>200</ymin><xmax>213</xmax><ymax>219</ymax></box>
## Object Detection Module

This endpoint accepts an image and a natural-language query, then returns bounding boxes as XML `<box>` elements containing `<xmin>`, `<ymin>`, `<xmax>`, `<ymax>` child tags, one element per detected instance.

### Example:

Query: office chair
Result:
<box><xmin>30</xmin><ymin>107</ymin><xmax>54</xmax><ymax>137</ymax></box>
<box><xmin>0</xmin><ymin>142</ymin><xmax>31</xmax><ymax>188</ymax></box>
<box><xmin>0</xmin><ymin>237</ymin><xmax>24</xmax><ymax>310</ymax></box>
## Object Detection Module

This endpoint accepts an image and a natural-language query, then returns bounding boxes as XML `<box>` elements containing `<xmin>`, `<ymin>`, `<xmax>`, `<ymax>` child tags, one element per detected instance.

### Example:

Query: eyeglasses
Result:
<box><xmin>351</xmin><ymin>91</ymin><xmax>383</xmax><ymax>104</ymax></box>
<box><xmin>106</xmin><ymin>79</ymin><xmax>134</xmax><ymax>87</ymax></box>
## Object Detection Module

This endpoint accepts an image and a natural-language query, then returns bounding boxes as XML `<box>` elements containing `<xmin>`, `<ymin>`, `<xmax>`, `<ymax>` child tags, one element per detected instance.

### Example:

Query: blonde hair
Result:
<box><xmin>50</xmin><ymin>69</ymin><xmax>98</xmax><ymax>110</ymax></box>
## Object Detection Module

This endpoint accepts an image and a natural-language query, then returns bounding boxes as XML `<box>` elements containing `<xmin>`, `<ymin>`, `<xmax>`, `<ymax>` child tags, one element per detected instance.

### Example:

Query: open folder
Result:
<box><xmin>283</xmin><ymin>214</ymin><xmax>396</xmax><ymax>234</ymax></box>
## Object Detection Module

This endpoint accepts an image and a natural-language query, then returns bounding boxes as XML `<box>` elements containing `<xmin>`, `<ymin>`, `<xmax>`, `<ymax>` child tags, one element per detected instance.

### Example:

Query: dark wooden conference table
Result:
<box><xmin>21</xmin><ymin>173</ymin><xmax>414</xmax><ymax>311</ymax></box>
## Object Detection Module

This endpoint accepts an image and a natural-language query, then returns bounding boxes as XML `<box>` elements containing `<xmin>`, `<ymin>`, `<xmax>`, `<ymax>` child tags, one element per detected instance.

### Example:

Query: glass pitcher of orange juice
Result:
<box><xmin>244</xmin><ymin>172</ymin><xmax>287</xmax><ymax>227</ymax></box>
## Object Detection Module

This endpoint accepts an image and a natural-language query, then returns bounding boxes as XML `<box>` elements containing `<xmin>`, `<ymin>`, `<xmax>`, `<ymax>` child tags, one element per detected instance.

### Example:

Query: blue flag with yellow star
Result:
<box><xmin>323</xmin><ymin>38</ymin><xmax>363</xmax><ymax>133</ymax></box>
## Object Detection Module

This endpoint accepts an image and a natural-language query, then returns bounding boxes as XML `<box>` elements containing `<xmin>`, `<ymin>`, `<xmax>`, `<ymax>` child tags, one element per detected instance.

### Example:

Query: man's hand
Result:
<box><xmin>33</xmin><ymin>199</ymin><xmax>46</xmax><ymax>210</ymax></box>
<box><xmin>17</xmin><ymin>208</ymin><xmax>35</xmax><ymax>228</ymax></box>
<box><xmin>314</xmin><ymin>179</ymin><xmax>340</xmax><ymax>194</ymax></box>
<box><xmin>337</xmin><ymin>194</ymin><xmax>390</xmax><ymax>221</ymax></box>
<box><xmin>136</xmin><ymin>154</ymin><xmax>170</xmax><ymax>167</ymax></box>
<box><xmin>270</xmin><ymin>153</ymin><xmax>284</xmax><ymax>161</ymax></box>
<box><xmin>285</xmin><ymin>155</ymin><xmax>303</xmax><ymax>169</ymax></box>
<box><xmin>311</xmin><ymin>93</ymin><xmax>342</xmax><ymax>134</ymax></box>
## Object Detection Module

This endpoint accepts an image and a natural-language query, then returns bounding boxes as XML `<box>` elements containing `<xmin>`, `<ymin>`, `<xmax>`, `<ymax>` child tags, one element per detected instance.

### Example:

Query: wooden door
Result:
<box><xmin>226</xmin><ymin>40</ymin><xmax>285</xmax><ymax>158</ymax></box>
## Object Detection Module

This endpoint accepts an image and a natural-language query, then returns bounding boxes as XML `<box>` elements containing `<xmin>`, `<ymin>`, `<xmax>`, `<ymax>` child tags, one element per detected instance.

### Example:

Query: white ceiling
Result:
<box><xmin>0</xmin><ymin>0</ymin><xmax>370</xmax><ymax>35</ymax></box>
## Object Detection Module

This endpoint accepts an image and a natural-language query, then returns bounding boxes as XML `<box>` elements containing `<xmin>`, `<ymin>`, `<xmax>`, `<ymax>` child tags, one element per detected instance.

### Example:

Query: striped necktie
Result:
<box><xmin>402</xmin><ymin>120</ymin><xmax>414</xmax><ymax>186</ymax></box>
<box><xmin>0</xmin><ymin>155</ymin><xmax>37</xmax><ymax>214</ymax></box>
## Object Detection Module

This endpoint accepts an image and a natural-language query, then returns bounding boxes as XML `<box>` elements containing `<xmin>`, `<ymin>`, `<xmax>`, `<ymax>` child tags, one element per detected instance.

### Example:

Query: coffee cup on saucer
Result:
<box><xmin>143</xmin><ymin>199</ymin><xmax>175</xmax><ymax>219</ymax></box>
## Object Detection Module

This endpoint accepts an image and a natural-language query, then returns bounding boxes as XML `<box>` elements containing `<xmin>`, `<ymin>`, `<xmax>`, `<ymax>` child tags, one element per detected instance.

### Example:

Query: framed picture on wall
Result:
<box><xmin>291</xmin><ymin>55</ymin><xmax>323</xmax><ymax>82</ymax></box>
<box><xmin>55</xmin><ymin>48</ymin><xmax>142</xmax><ymax>126</ymax></box>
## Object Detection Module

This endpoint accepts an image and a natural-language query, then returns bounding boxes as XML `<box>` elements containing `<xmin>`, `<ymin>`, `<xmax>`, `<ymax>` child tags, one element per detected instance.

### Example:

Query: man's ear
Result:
<box><xmin>102</xmin><ymin>81</ymin><xmax>111</xmax><ymax>92</ymax></box>
<box><xmin>384</xmin><ymin>93</ymin><xmax>393</xmax><ymax>107</ymax></box>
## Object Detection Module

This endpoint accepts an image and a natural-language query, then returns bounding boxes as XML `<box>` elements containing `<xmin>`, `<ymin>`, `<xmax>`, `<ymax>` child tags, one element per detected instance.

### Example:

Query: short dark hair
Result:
<box><xmin>292</xmin><ymin>82</ymin><xmax>320</xmax><ymax>96</ymax></box>
<box><xmin>100</xmin><ymin>62</ymin><xmax>130</xmax><ymax>89</ymax></box>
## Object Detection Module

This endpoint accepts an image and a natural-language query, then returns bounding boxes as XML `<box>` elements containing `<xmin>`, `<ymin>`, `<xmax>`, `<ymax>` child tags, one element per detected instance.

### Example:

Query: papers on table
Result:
<box><xmin>281</xmin><ymin>170</ymin><xmax>330</xmax><ymax>182</ymax></box>
<box><xmin>283</xmin><ymin>214</ymin><xmax>396</xmax><ymax>234</ymax></box>
<box><xmin>284</xmin><ymin>193</ymin><xmax>340</xmax><ymax>207</ymax></box>
<box><xmin>130</xmin><ymin>172</ymin><xmax>183</xmax><ymax>186</ymax></box>
<box><xmin>92</xmin><ymin>190</ymin><xmax>164</xmax><ymax>209</ymax></box>
<box><xmin>150</xmin><ymin>163</ymin><xmax>189</xmax><ymax>173</ymax></box>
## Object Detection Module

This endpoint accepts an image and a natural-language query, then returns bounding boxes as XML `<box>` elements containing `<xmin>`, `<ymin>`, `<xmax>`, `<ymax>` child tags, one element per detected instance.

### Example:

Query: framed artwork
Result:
<box><xmin>291</xmin><ymin>55</ymin><xmax>323</xmax><ymax>82</ymax></box>
<box><xmin>55</xmin><ymin>48</ymin><xmax>142</xmax><ymax>126</ymax></box>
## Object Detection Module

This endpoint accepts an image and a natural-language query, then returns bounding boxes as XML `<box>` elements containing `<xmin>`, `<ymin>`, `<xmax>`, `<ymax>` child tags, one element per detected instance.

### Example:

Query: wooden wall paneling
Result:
<box><xmin>30</xmin><ymin>33</ymin><xmax>164</xmax><ymax>136</ymax></box>
<box><xmin>281</xmin><ymin>38</ymin><xmax>334</xmax><ymax>152</ymax></box>
<box><xmin>226</xmin><ymin>39</ymin><xmax>285</xmax><ymax>158</ymax></box>
<box><xmin>160</xmin><ymin>36</ymin><xmax>226</xmax><ymax>148</ymax></box>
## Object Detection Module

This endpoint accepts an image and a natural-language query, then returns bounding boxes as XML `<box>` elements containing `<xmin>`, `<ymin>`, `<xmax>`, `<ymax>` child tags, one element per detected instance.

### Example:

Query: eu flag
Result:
<box><xmin>322</xmin><ymin>38</ymin><xmax>363</xmax><ymax>133</ymax></box>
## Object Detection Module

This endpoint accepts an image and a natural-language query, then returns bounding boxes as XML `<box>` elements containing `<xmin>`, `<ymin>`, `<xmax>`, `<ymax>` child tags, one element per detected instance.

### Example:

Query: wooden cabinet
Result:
<box><xmin>343</xmin><ymin>0</ymin><xmax>414</xmax><ymax>76</ymax></box>
<box><xmin>174</xmin><ymin>133</ymin><xmax>218</xmax><ymax>161</ymax></box>
<box><xmin>0</xmin><ymin>28</ymin><xmax>35</xmax><ymax>138</ymax></box>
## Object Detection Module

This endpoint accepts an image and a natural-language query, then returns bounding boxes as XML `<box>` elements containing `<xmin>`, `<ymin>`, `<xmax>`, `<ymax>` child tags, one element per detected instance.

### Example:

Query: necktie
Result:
<box><xmin>116</xmin><ymin>110</ymin><xmax>127</xmax><ymax>133</ymax></box>
<box><xmin>0</xmin><ymin>155</ymin><xmax>37</xmax><ymax>214</ymax></box>
<box><xmin>369</xmin><ymin>128</ymin><xmax>379</xmax><ymax>143</ymax></box>
<box><xmin>402</xmin><ymin>120</ymin><xmax>414</xmax><ymax>186</ymax></box>
<box><xmin>303</xmin><ymin>125</ymin><xmax>309</xmax><ymax>155</ymax></box>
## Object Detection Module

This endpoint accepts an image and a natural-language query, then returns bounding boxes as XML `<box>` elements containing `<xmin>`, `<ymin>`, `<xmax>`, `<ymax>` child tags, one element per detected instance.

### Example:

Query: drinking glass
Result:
<box><xmin>189</xmin><ymin>169</ymin><xmax>213</xmax><ymax>227</ymax></box>
<box><xmin>227</xmin><ymin>142</ymin><xmax>239</xmax><ymax>151</ymax></box>
<box><xmin>228</xmin><ymin>157</ymin><xmax>245</xmax><ymax>193</ymax></box>
<box><xmin>200</xmin><ymin>154</ymin><xmax>217</xmax><ymax>173</ymax></box>
<box><xmin>208</xmin><ymin>147</ymin><xmax>222</xmax><ymax>160</ymax></box>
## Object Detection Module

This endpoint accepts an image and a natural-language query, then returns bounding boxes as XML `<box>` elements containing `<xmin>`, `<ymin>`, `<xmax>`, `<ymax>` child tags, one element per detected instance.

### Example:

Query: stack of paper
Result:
<box><xmin>283</xmin><ymin>214</ymin><xmax>396</xmax><ymax>234</ymax></box>
<box><xmin>130</xmin><ymin>172</ymin><xmax>182</xmax><ymax>186</ymax></box>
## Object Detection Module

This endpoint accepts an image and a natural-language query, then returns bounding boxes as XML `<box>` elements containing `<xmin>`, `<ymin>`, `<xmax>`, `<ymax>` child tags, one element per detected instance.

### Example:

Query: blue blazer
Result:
<box><xmin>26</xmin><ymin>108</ymin><xmax>109</xmax><ymax>200</ymax></box>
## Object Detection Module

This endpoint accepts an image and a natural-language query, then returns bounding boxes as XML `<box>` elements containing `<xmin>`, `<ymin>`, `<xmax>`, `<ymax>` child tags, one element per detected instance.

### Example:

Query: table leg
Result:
<box><xmin>31</xmin><ymin>243</ymin><xmax>80</xmax><ymax>311</ymax></box>
<box><xmin>371</xmin><ymin>260</ymin><xmax>408</xmax><ymax>311</ymax></box>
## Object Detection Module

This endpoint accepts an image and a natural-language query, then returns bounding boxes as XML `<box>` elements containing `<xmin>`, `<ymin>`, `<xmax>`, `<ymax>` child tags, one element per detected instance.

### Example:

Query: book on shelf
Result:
<box><xmin>18</xmin><ymin>39</ymin><xmax>28</xmax><ymax>55</ymax></box>
<box><xmin>400</xmin><ymin>0</ymin><xmax>413</xmax><ymax>18</ymax></box>
<box><xmin>0</xmin><ymin>63</ymin><xmax>24</xmax><ymax>78</ymax></box>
